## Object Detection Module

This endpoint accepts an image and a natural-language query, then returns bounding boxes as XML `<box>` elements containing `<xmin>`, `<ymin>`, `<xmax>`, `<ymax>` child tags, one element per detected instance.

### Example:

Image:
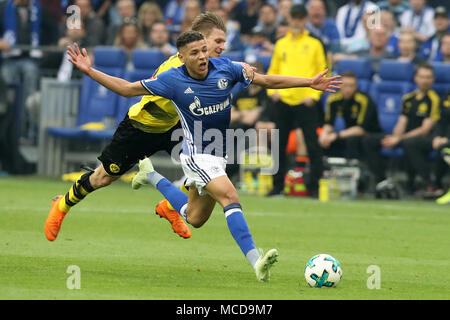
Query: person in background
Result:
<box><xmin>277</xmin><ymin>0</ymin><xmax>292</xmax><ymax>25</ymax></box>
<box><xmin>255</xmin><ymin>3</ymin><xmax>278</xmax><ymax>44</ymax></box>
<box><xmin>0</xmin><ymin>0</ymin><xmax>57</xmax><ymax>143</ymax></box>
<box><xmin>402</xmin><ymin>89</ymin><xmax>450</xmax><ymax>199</ymax></box>
<box><xmin>377</xmin><ymin>0</ymin><xmax>411</xmax><ymax>25</ymax></box>
<box><xmin>106</xmin><ymin>0</ymin><xmax>136</xmax><ymax>45</ymax></box>
<box><xmin>306</xmin><ymin>0</ymin><xmax>340</xmax><ymax>53</ymax></box>
<box><xmin>245</xmin><ymin>26</ymin><xmax>274</xmax><ymax>57</ymax></box>
<box><xmin>381</xmin><ymin>9</ymin><xmax>401</xmax><ymax>56</ymax></box>
<box><xmin>433</xmin><ymin>32</ymin><xmax>450</xmax><ymax>62</ymax></box>
<box><xmin>230</xmin><ymin>61</ymin><xmax>267</xmax><ymax>131</ymax></box>
<box><xmin>399</xmin><ymin>0</ymin><xmax>435</xmax><ymax>43</ymax></box>
<box><xmin>265</xmin><ymin>4</ymin><xmax>327</xmax><ymax>197</ymax></box>
<box><xmin>228</xmin><ymin>61</ymin><xmax>269</xmax><ymax>181</ymax></box>
<box><xmin>148</xmin><ymin>20</ymin><xmax>177</xmax><ymax>57</ymax></box>
<box><xmin>75</xmin><ymin>0</ymin><xmax>106</xmax><ymax>46</ymax></box>
<box><xmin>137</xmin><ymin>2</ymin><xmax>163</xmax><ymax>42</ymax></box>
<box><xmin>24</xmin><ymin>21</ymin><xmax>90</xmax><ymax>147</ymax></box>
<box><xmin>397</xmin><ymin>30</ymin><xmax>426</xmax><ymax>65</ymax></box>
<box><xmin>363</xmin><ymin>63</ymin><xmax>440</xmax><ymax>193</ymax></box>
<box><xmin>54</xmin><ymin>21</ymin><xmax>90</xmax><ymax>81</ymax></box>
<box><xmin>113</xmin><ymin>19</ymin><xmax>147</xmax><ymax>69</ymax></box>
<box><xmin>204</xmin><ymin>0</ymin><xmax>221</xmax><ymax>12</ymax></box>
<box><xmin>435</xmin><ymin>90</ymin><xmax>450</xmax><ymax>204</ymax></box>
<box><xmin>334</xmin><ymin>25</ymin><xmax>397</xmax><ymax>73</ymax></box>
<box><xmin>180</xmin><ymin>0</ymin><xmax>202</xmax><ymax>35</ymax></box>
<box><xmin>213</xmin><ymin>6</ymin><xmax>244</xmax><ymax>52</ymax></box>
<box><xmin>275</xmin><ymin>18</ymin><xmax>289</xmax><ymax>41</ymax></box>
<box><xmin>335</xmin><ymin>0</ymin><xmax>378</xmax><ymax>51</ymax></box>
<box><xmin>164</xmin><ymin>0</ymin><xmax>185</xmax><ymax>35</ymax></box>
<box><xmin>319</xmin><ymin>71</ymin><xmax>380</xmax><ymax>159</ymax></box>
<box><xmin>419</xmin><ymin>6</ymin><xmax>449</xmax><ymax>62</ymax></box>
<box><xmin>354</xmin><ymin>26</ymin><xmax>397</xmax><ymax>73</ymax></box>
<box><xmin>233</xmin><ymin>0</ymin><xmax>262</xmax><ymax>40</ymax></box>
<box><xmin>334</xmin><ymin>8</ymin><xmax>374</xmax><ymax>54</ymax></box>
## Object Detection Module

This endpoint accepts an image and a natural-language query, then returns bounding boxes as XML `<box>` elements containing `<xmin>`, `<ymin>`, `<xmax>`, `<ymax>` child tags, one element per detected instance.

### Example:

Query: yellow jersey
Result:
<box><xmin>127</xmin><ymin>54</ymin><xmax>183</xmax><ymax>133</ymax></box>
<box><xmin>267</xmin><ymin>30</ymin><xmax>327</xmax><ymax>106</ymax></box>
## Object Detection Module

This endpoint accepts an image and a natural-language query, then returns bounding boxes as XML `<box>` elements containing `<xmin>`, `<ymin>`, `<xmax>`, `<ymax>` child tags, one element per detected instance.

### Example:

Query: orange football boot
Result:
<box><xmin>44</xmin><ymin>195</ymin><xmax>67</xmax><ymax>241</ymax></box>
<box><xmin>155</xmin><ymin>200</ymin><xmax>191</xmax><ymax>239</ymax></box>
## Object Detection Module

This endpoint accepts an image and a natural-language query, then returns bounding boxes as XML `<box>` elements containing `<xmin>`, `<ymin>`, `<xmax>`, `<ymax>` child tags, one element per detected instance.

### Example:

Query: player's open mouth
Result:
<box><xmin>199</xmin><ymin>62</ymin><xmax>207</xmax><ymax>71</ymax></box>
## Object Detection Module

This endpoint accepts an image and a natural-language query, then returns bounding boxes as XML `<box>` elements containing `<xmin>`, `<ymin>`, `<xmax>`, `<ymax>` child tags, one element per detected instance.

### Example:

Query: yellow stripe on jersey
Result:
<box><xmin>354</xmin><ymin>92</ymin><xmax>368</xmax><ymax>126</ymax></box>
<box><xmin>127</xmin><ymin>54</ymin><xmax>183</xmax><ymax>133</ymax></box>
<box><xmin>427</xmin><ymin>89</ymin><xmax>441</xmax><ymax>121</ymax></box>
<box><xmin>324</xmin><ymin>92</ymin><xmax>342</xmax><ymax>123</ymax></box>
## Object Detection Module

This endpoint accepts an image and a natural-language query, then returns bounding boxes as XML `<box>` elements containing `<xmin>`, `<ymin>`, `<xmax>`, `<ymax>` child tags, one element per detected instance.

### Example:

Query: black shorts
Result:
<box><xmin>98</xmin><ymin>116</ymin><xmax>182</xmax><ymax>176</ymax></box>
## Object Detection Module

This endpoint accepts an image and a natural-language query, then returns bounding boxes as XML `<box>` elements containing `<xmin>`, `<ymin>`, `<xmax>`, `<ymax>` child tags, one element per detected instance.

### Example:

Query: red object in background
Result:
<box><xmin>286</xmin><ymin>127</ymin><xmax>322</xmax><ymax>155</ymax></box>
<box><xmin>284</xmin><ymin>167</ymin><xmax>310</xmax><ymax>197</ymax></box>
<box><xmin>286</xmin><ymin>130</ymin><xmax>297</xmax><ymax>155</ymax></box>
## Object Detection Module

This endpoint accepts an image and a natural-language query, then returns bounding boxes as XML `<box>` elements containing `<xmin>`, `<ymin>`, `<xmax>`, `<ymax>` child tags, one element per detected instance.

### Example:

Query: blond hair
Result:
<box><xmin>191</xmin><ymin>11</ymin><xmax>226</xmax><ymax>36</ymax></box>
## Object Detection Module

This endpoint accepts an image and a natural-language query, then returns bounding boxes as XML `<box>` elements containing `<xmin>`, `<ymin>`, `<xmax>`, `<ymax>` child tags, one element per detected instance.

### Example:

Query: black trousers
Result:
<box><xmin>324</xmin><ymin>135</ymin><xmax>365</xmax><ymax>160</ymax></box>
<box><xmin>364</xmin><ymin>133</ymin><xmax>448</xmax><ymax>187</ymax></box>
<box><xmin>271</xmin><ymin>100</ymin><xmax>323</xmax><ymax>194</ymax></box>
<box><xmin>403</xmin><ymin>138</ymin><xmax>449</xmax><ymax>188</ymax></box>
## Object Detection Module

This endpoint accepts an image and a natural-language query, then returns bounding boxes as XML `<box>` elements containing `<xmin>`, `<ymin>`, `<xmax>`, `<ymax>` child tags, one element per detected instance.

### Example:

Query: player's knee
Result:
<box><xmin>186</xmin><ymin>215</ymin><xmax>206</xmax><ymax>228</ymax></box>
<box><xmin>222</xmin><ymin>189</ymin><xmax>240</xmax><ymax>207</ymax></box>
<box><xmin>190</xmin><ymin>219</ymin><xmax>206</xmax><ymax>229</ymax></box>
<box><xmin>90</xmin><ymin>169</ymin><xmax>116</xmax><ymax>188</ymax></box>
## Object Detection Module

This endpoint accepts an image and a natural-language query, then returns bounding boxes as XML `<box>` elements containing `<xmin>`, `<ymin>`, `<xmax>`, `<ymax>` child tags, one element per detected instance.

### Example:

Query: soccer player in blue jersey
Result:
<box><xmin>67</xmin><ymin>32</ymin><xmax>341</xmax><ymax>281</ymax></box>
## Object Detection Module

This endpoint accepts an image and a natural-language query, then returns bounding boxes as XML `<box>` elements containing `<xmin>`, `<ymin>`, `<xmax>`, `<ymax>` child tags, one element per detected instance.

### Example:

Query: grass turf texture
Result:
<box><xmin>0</xmin><ymin>176</ymin><xmax>449</xmax><ymax>300</ymax></box>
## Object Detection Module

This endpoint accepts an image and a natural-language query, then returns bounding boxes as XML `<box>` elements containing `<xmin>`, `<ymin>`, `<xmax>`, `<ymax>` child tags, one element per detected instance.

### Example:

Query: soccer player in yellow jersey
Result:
<box><xmin>44</xmin><ymin>12</ymin><xmax>250</xmax><ymax>241</ymax></box>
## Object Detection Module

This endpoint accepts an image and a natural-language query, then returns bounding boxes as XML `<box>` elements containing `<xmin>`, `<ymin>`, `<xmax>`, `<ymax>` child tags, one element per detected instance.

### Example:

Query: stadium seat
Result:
<box><xmin>115</xmin><ymin>70</ymin><xmax>148</xmax><ymax>125</ymax></box>
<box><xmin>334</xmin><ymin>115</ymin><xmax>346</xmax><ymax>132</ymax></box>
<box><xmin>48</xmin><ymin>47</ymin><xmax>127</xmax><ymax>140</ymax></box>
<box><xmin>132</xmin><ymin>48</ymin><xmax>167</xmax><ymax>77</ymax></box>
<box><xmin>431</xmin><ymin>62</ymin><xmax>450</xmax><ymax>98</ymax></box>
<box><xmin>335</xmin><ymin>58</ymin><xmax>373</xmax><ymax>93</ymax></box>
<box><xmin>83</xmin><ymin>50</ymin><xmax>165</xmax><ymax>141</ymax></box>
<box><xmin>371</xmin><ymin>60</ymin><xmax>415</xmax><ymax>158</ymax></box>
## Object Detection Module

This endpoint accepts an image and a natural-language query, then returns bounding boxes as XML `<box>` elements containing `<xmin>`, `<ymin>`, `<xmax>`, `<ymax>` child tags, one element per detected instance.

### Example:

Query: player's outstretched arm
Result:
<box><xmin>67</xmin><ymin>43</ymin><xmax>148</xmax><ymax>97</ymax></box>
<box><xmin>252</xmin><ymin>69</ymin><xmax>342</xmax><ymax>93</ymax></box>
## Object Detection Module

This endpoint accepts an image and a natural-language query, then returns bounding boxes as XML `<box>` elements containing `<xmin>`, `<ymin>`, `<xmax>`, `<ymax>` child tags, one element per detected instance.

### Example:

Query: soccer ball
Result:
<box><xmin>304</xmin><ymin>254</ymin><xmax>342</xmax><ymax>288</ymax></box>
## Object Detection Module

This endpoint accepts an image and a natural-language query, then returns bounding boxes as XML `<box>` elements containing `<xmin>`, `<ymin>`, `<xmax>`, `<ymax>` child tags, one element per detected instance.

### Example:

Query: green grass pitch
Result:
<box><xmin>0</xmin><ymin>176</ymin><xmax>449</xmax><ymax>300</ymax></box>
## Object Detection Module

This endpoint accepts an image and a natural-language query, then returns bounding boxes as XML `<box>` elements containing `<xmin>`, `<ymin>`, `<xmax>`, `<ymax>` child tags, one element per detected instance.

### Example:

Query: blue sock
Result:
<box><xmin>148</xmin><ymin>172</ymin><xmax>188</xmax><ymax>218</ymax></box>
<box><xmin>224</xmin><ymin>203</ymin><xmax>259</xmax><ymax>267</ymax></box>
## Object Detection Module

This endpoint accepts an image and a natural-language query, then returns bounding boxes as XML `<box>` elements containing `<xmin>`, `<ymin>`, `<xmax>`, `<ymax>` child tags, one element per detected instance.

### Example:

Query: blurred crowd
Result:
<box><xmin>0</xmin><ymin>0</ymin><xmax>449</xmax><ymax>201</ymax></box>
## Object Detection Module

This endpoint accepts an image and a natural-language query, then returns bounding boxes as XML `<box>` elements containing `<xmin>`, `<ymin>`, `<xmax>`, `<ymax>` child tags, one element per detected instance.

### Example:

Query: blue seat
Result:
<box><xmin>116</xmin><ymin>70</ymin><xmax>148</xmax><ymax>123</ymax></box>
<box><xmin>431</xmin><ymin>62</ymin><xmax>450</xmax><ymax>98</ymax></box>
<box><xmin>334</xmin><ymin>115</ymin><xmax>346</xmax><ymax>132</ymax></box>
<box><xmin>119</xmin><ymin>49</ymin><xmax>167</xmax><ymax>123</ymax></box>
<box><xmin>84</xmin><ymin>50</ymin><xmax>163</xmax><ymax>141</ymax></box>
<box><xmin>132</xmin><ymin>48</ymin><xmax>167</xmax><ymax>75</ymax></box>
<box><xmin>48</xmin><ymin>47</ymin><xmax>127</xmax><ymax>140</ymax></box>
<box><xmin>371</xmin><ymin>60</ymin><xmax>415</xmax><ymax>158</ymax></box>
<box><xmin>336</xmin><ymin>58</ymin><xmax>373</xmax><ymax>93</ymax></box>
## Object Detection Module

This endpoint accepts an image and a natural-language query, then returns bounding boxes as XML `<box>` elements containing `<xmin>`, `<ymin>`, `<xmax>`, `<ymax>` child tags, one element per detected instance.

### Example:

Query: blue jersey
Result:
<box><xmin>141</xmin><ymin>57</ymin><xmax>252</xmax><ymax>157</ymax></box>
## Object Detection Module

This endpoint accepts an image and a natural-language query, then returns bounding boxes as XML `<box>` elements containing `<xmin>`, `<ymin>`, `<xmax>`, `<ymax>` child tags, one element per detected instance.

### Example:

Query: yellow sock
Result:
<box><xmin>166</xmin><ymin>201</ymin><xmax>175</xmax><ymax>210</ymax></box>
<box><xmin>58</xmin><ymin>196</ymin><xmax>71</xmax><ymax>212</ymax></box>
<box><xmin>180</xmin><ymin>184</ymin><xmax>189</xmax><ymax>195</ymax></box>
<box><xmin>58</xmin><ymin>179</ymin><xmax>92</xmax><ymax>212</ymax></box>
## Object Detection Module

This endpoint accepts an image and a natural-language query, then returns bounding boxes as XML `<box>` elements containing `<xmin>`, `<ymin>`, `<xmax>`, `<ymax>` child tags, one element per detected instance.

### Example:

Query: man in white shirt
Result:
<box><xmin>336</xmin><ymin>0</ymin><xmax>379</xmax><ymax>50</ymax></box>
<box><xmin>399</xmin><ymin>0</ymin><xmax>435</xmax><ymax>42</ymax></box>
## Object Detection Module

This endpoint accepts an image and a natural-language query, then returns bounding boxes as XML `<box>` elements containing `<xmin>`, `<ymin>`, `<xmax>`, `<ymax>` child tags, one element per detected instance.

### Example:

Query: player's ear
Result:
<box><xmin>178</xmin><ymin>52</ymin><xmax>185</xmax><ymax>63</ymax></box>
